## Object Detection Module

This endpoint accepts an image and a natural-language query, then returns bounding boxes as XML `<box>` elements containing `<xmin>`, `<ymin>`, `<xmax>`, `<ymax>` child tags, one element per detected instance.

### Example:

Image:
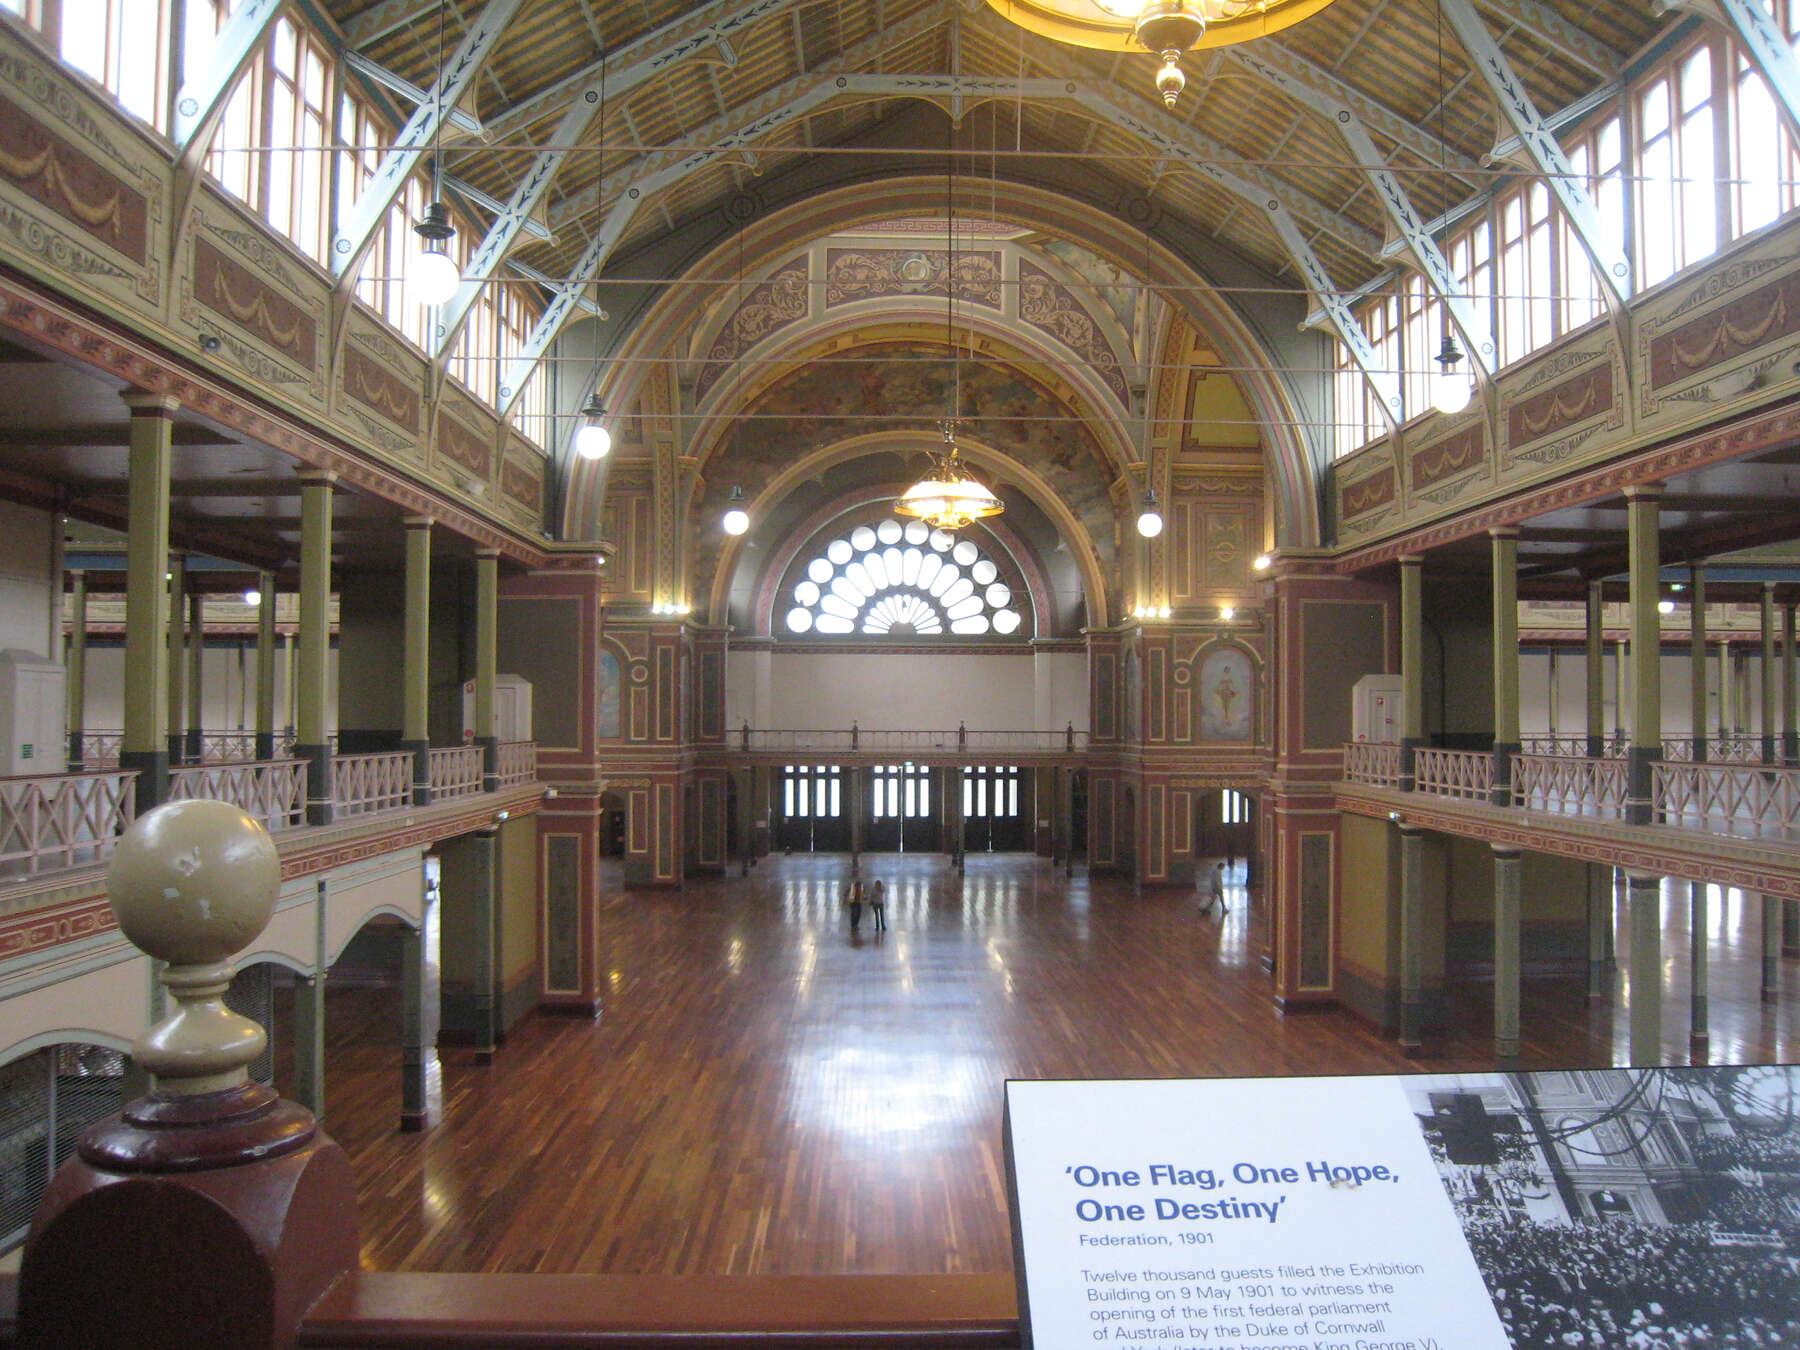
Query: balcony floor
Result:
<box><xmin>286</xmin><ymin>854</ymin><xmax>1800</xmax><ymax>1277</ymax></box>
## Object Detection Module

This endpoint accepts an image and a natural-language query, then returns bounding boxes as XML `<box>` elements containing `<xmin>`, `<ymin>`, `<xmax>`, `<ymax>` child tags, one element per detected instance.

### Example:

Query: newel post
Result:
<box><xmin>18</xmin><ymin>799</ymin><xmax>359</xmax><ymax>1350</ymax></box>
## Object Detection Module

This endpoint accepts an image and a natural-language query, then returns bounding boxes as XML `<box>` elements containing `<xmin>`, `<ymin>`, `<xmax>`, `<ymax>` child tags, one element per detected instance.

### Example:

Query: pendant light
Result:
<box><xmin>572</xmin><ymin>57</ymin><xmax>611</xmax><ymax>461</ymax></box>
<box><xmin>1429</xmin><ymin>0</ymin><xmax>1472</xmax><ymax>416</ymax></box>
<box><xmin>722</xmin><ymin>486</ymin><xmax>750</xmax><ymax>535</ymax></box>
<box><xmin>895</xmin><ymin>118</ymin><xmax>1004</xmax><ymax>532</ymax></box>
<box><xmin>411</xmin><ymin>1</ymin><xmax>460</xmax><ymax>307</ymax></box>
<box><xmin>1136</xmin><ymin>488</ymin><xmax>1164</xmax><ymax>537</ymax></box>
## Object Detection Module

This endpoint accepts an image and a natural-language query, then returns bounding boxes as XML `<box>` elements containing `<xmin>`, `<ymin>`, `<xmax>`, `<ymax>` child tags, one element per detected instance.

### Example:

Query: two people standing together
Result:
<box><xmin>844</xmin><ymin>870</ymin><xmax>887</xmax><ymax>933</ymax></box>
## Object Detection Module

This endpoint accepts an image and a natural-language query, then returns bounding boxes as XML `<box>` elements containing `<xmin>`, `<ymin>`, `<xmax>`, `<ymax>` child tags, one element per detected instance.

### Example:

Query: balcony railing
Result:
<box><xmin>77</xmin><ymin>729</ymin><xmax>310</xmax><ymax>766</ymax></box>
<box><xmin>1518</xmin><ymin>732</ymin><xmax>1769</xmax><ymax>763</ymax></box>
<box><xmin>737</xmin><ymin>727</ymin><xmax>1089</xmax><ymax>753</ymax></box>
<box><xmin>1412</xmin><ymin>748</ymin><xmax>1494</xmax><ymax>801</ymax></box>
<box><xmin>168</xmin><ymin>760</ymin><xmax>307</xmax><ymax>832</ymax></box>
<box><xmin>334</xmin><ymin>752</ymin><xmax>414</xmax><ymax>817</ymax></box>
<box><xmin>428</xmin><ymin>746</ymin><xmax>484</xmax><ymax>801</ymax></box>
<box><xmin>1513</xmin><ymin>753</ymin><xmax>1628</xmax><ymax>819</ymax></box>
<box><xmin>1655</xmin><ymin>760</ymin><xmax>1800</xmax><ymax>836</ymax></box>
<box><xmin>496</xmin><ymin>740</ymin><xmax>536</xmax><ymax>786</ymax></box>
<box><xmin>0</xmin><ymin>770</ymin><xmax>137</xmax><ymax>878</ymax></box>
<box><xmin>1343</xmin><ymin>741</ymin><xmax>1404</xmax><ymax>787</ymax></box>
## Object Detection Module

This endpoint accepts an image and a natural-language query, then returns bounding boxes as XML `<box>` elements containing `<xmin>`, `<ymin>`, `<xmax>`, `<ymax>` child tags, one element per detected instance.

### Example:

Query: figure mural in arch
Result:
<box><xmin>597</xmin><ymin>648</ymin><xmax>621</xmax><ymax>740</ymax></box>
<box><xmin>1199</xmin><ymin>648</ymin><xmax>1253</xmax><ymax>742</ymax></box>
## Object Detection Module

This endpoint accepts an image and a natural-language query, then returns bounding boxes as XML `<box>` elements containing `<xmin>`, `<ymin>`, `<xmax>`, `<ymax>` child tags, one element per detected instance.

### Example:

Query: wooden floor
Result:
<box><xmin>287</xmin><ymin>853</ymin><xmax>1800</xmax><ymax>1278</ymax></box>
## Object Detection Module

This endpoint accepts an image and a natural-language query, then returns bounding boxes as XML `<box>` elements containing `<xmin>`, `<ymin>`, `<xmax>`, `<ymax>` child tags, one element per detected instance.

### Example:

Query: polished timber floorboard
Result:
<box><xmin>288</xmin><ymin>855</ymin><xmax>1800</xmax><ymax>1278</ymax></box>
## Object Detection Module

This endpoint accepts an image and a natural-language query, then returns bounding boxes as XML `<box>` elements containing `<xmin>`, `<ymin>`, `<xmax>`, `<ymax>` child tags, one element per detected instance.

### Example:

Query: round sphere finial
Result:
<box><xmin>108</xmin><ymin>799</ymin><xmax>280</xmax><ymax>968</ymax></box>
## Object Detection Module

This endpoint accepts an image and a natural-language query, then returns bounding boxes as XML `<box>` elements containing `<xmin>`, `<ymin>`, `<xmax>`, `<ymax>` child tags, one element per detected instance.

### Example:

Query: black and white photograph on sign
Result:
<box><xmin>1404</xmin><ymin>1067</ymin><xmax>1800</xmax><ymax>1349</ymax></box>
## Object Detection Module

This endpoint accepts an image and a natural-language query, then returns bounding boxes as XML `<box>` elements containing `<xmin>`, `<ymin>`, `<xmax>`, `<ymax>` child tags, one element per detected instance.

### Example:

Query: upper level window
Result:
<box><xmin>784</xmin><ymin>517</ymin><xmax>1024</xmax><ymax>637</ymax></box>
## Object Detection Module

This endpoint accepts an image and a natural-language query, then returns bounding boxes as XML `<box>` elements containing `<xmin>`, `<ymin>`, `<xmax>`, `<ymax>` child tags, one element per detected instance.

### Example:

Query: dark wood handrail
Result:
<box><xmin>0</xmin><ymin>1273</ymin><xmax>1020</xmax><ymax>1347</ymax></box>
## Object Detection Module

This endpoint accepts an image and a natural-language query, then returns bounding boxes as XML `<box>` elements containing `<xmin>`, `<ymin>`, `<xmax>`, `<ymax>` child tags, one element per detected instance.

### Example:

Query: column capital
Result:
<box><xmin>1488</xmin><ymin>525</ymin><xmax>1519</xmax><ymax>541</ymax></box>
<box><xmin>120</xmin><ymin>390</ymin><xmax>179</xmax><ymax>416</ymax></box>
<box><xmin>1398</xmin><ymin>553</ymin><xmax>1425</xmax><ymax>568</ymax></box>
<box><xmin>475</xmin><ymin>546</ymin><xmax>501</xmax><ymax>560</ymax></box>
<box><xmin>1491</xmin><ymin>844</ymin><xmax>1522</xmax><ymax>860</ymax></box>
<box><xmin>297</xmin><ymin>470</ymin><xmax>338</xmax><ymax>489</ymax></box>
<box><xmin>404</xmin><ymin>514</ymin><xmax>435</xmax><ymax>531</ymax></box>
<box><xmin>1623</xmin><ymin>482</ymin><xmax>1664</xmax><ymax>502</ymax></box>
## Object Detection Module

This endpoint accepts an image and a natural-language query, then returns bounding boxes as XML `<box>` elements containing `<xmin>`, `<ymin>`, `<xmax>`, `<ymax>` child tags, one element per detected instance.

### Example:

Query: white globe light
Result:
<box><xmin>573</xmin><ymin>421</ymin><xmax>612</xmax><ymax>460</ymax></box>
<box><xmin>411</xmin><ymin>247</ymin><xmax>461</xmax><ymax>307</ymax></box>
<box><xmin>1658</xmin><ymin>599</ymin><xmax>1675</xmax><ymax>615</ymax></box>
<box><xmin>1137</xmin><ymin>509</ymin><xmax>1164</xmax><ymax>538</ymax></box>
<box><xmin>1432</xmin><ymin>373</ymin><xmax>1473</xmax><ymax>415</ymax></box>
<box><xmin>722</xmin><ymin>508</ymin><xmax>750</xmax><ymax>535</ymax></box>
<box><xmin>243</xmin><ymin>589</ymin><xmax>261</xmax><ymax>606</ymax></box>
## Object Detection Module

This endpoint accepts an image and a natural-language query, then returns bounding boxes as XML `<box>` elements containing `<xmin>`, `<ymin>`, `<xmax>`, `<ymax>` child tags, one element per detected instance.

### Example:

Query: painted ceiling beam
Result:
<box><xmin>329</xmin><ymin>0</ymin><xmax>524</xmax><ymax>283</ymax></box>
<box><xmin>342</xmin><ymin>0</ymin><xmax>442</xmax><ymax>49</ymax></box>
<box><xmin>483</xmin><ymin>0</ymin><xmax>809</xmax><ymax>141</ymax></box>
<box><xmin>1475</xmin><ymin>0</ymin><xmax>1620</xmax><ymax>79</ymax></box>
<box><xmin>1681</xmin><ymin>0</ymin><xmax>1800</xmax><ymax>144</ymax></box>
<box><xmin>1440</xmin><ymin>0</ymin><xmax>1631</xmax><ymax>309</ymax></box>
<box><xmin>341</xmin><ymin>50</ymin><xmax>486</xmax><ymax>137</ymax></box>
<box><xmin>1225</xmin><ymin>47</ymin><xmax>1494</xmax><ymax>376</ymax></box>
<box><xmin>1268</xmin><ymin>211</ymin><xmax>1401</xmax><ymax>432</ymax></box>
<box><xmin>1221</xmin><ymin>46</ymin><xmax>1477</xmax><ymax>175</ymax></box>
<box><xmin>171</xmin><ymin>0</ymin><xmax>285</xmax><ymax>151</ymax></box>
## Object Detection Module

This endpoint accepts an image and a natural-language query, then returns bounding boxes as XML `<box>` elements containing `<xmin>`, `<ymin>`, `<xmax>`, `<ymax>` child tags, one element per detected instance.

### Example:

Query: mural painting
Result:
<box><xmin>597</xmin><ymin>648</ymin><xmax>621</xmax><ymax>739</ymax></box>
<box><xmin>1198</xmin><ymin>647</ymin><xmax>1253</xmax><ymax>742</ymax></box>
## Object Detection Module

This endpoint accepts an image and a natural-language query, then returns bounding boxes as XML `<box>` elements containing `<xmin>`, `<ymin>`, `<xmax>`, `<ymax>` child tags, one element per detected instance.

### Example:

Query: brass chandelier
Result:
<box><xmin>984</xmin><ymin>0</ymin><xmax>1341</xmax><ymax>107</ymax></box>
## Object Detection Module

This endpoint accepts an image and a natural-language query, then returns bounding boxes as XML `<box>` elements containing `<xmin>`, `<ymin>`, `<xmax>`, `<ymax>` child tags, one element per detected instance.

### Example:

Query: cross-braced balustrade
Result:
<box><xmin>168</xmin><ymin>760</ymin><xmax>307</xmax><ymax>831</ymax></box>
<box><xmin>1655</xmin><ymin>761</ymin><xmax>1800</xmax><ymax>836</ymax></box>
<box><xmin>1511</xmin><ymin>754</ymin><xmax>1627</xmax><ymax>818</ymax></box>
<box><xmin>334</xmin><ymin>751</ymin><xmax>414</xmax><ymax>817</ymax></box>
<box><xmin>429</xmin><ymin>746</ymin><xmax>485</xmax><ymax>800</ymax></box>
<box><xmin>1343</xmin><ymin>741</ymin><xmax>1404</xmax><ymax>787</ymax></box>
<box><xmin>1412</xmin><ymin>748</ymin><xmax>1494</xmax><ymax>801</ymax></box>
<box><xmin>0</xmin><ymin>770</ymin><xmax>137</xmax><ymax>876</ymax></box>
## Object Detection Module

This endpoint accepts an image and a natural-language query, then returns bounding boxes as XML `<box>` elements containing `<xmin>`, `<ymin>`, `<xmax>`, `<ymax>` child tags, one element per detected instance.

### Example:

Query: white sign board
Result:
<box><xmin>1006</xmin><ymin>1076</ymin><xmax>1511</xmax><ymax>1350</ymax></box>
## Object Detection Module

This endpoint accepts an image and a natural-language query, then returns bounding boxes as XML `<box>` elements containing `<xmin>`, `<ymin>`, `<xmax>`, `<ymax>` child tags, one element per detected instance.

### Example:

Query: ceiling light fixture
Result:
<box><xmin>984</xmin><ymin>0</ymin><xmax>1340</xmax><ymax>109</ymax></box>
<box><xmin>722</xmin><ymin>485</ymin><xmax>750</xmax><ymax>535</ymax></box>
<box><xmin>1429</xmin><ymin>1</ymin><xmax>1473</xmax><ymax>417</ymax></box>
<box><xmin>1137</xmin><ymin>487</ymin><xmax>1164</xmax><ymax>537</ymax></box>
<box><xmin>572</xmin><ymin>58</ymin><xmax>611</xmax><ymax>462</ymax></box>
<box><xmin>896</xmin><ymin>119</ymin><xmax>1004</xmax><ymax>532</ymax></box>
<box><xmin>411</xmin><ymin>1</ymin><xmax>460</xmax><ymax>307</ymax></box>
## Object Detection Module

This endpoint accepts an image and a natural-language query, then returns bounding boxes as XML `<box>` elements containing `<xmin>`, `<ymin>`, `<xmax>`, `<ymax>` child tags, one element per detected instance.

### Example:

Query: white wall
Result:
<box><xmin>726</xmin><ymin>650</ymin><xmax>1088</xmax><ymax>730</ymax></box>
<box><xmin>1521</xmin><ymin>648</ymin><xmax>1783</xmax><ymax>739</ymax></box>
<box><xmin>77</xmin><ymin>643</ymin><xmax>335</xmax><ymax>735</ymax></box>
<box><xmin>0</xmin><ymin>499</ymin><xmax>55</xmax><ymax>660</ymax></box>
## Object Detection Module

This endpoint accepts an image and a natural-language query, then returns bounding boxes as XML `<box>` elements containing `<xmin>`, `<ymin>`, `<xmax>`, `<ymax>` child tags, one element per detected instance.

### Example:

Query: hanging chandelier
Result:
<box><xmin>897</xmin><ymin>422</ymin><xmax>1005</xmax><ymax>531</ymax></box>
<box><xmin>895</xmin><ymin>122</ymin><xmax>1004</xmax><ymax>532</ymax></box>
<box><xmin>984</xmin><ymin>0</ymin><xmax>1340</xmax><ymax>108</ymax></box>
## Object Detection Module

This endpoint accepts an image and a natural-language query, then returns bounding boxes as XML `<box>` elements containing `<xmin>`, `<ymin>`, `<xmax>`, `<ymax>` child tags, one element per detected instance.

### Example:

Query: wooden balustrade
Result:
<box><xmin>1655</xmin><ymin>760</ymin><xmax>1800</xmax><ymax>837</ymax></box>
<box><xmin>334</xmin><ymin>751</ymin><xmax>414</xmax><ymax>817</ymax></box>
<box><xmin>739</xmin><ymin>729</ymin><xmax>1088</xmax><ymax>753</ymax></box>
<box><xmin>1512</xmin><ymin>754</ymin><xmax>1627</xmax><ymax>819</ymax></box>
<box><xmin>428</xmin><ymin>746</ymin><xmax>486</xmax><ymax>800</ymax></box>
<box><xmin>496</xmin><ymin>740</ymin><xmax>536</xmax><ymax>786</ymax></box>
<box><xmin>168</xmin><ymin>760</ymin><xmax>307</xmax><ymax>832</ymax></box>
<box><xmin>1342</xmin><ymin>741</ymin><xmax>1404</xmax><ymax>787</ymax></box>
<box><xmin>0</xmin><ymin>770</ymin><xmax>137</xmax><ymax>878</ymax></box>
<box><xmin>1411</xmin><ymin>748</ymin><xmax>1494</xmax><ymax>801</ymax></box>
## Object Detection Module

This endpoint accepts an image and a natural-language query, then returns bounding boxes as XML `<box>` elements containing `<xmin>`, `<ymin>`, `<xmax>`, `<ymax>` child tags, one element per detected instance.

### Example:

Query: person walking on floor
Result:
<box><xmin>1202</xmin><ymin>862</ymin><xmax>1228</xmax><ymax>917</ymax></box>
<box><xmin>869</xmin><ymin>878</ymin><xmax>887</xmax><ymax>931</ymax></box>
<box><xmin>845</xmin><ymin>870</ymin><xmax>865</xmax><ymax>933</ymax></box>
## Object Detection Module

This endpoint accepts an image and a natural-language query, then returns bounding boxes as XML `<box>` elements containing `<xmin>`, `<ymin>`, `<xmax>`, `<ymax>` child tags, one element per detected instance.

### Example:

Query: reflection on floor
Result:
<box><xmin>292</xmin><ymin>854</ymin><xmax>1800</xmax><ymax>1277</ymax></box>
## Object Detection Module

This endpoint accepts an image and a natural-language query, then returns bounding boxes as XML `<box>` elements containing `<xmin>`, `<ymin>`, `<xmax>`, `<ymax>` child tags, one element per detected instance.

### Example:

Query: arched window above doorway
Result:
<box><xmin>783</xmin><ymin>516</ymin><xmax>1025</xmax><ymax>638</ymax></box>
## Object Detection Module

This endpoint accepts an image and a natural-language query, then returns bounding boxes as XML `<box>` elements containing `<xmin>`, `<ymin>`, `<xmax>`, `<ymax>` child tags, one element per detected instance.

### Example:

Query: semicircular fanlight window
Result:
<box><xmin>784</xmin><ymin>516</ymin><xmax>1025</xmax><ymax>637</ymax></box>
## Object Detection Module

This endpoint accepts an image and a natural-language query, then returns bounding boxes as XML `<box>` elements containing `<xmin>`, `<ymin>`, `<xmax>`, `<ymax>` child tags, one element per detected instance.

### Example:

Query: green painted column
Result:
<box><xmin>1785</xmin><ymin>603</ymin><xmax>1798</xmax><ymax>765</ymax></box>
<box><xmin>1783</xmin><ymin>897</ymin><xmax>1800</xmax><ymax>959</ymax></box>
<box><xmin>1763</xmin><ymin>894</ymin><xmax>1782</xmax><ymax>1003</ymax></box>
<box><xmin>850</xmin><ymin>765</ymin><xmax>867</xmax><ymax>860</ymax></box>
<box><xmin>475</xmin><ymin>548</ymin><xmax>499</xmax><ymax>792</ymax></box>
<box><xmin>471</xmin><ymin>826</ymin><xmax>499</xmax><ymax>1062</ymax></box>
<box><xmin>255</xmin><ymin>571</ymin><xmax>276</xmax><ymax>759</ymax></box>
<box><xmin>1399</xmin><ymin>824</ymin><xmax>1424</xmax><ymax>1054</ymax></box>
<box><xmin>404</xmin><ymin>517</ymin><xmax>433</xmax><ymax>805</ymax></box>
<box><xmin>1625</xmin><ymin>486</ymin><xmax>1662</xmax><ymax>825</ymax></box>
<box><xmin>1491</xmin><ymin>530</ymin><xmax>1519</xmax><ymax>807</ymax></box>
<box><xmin>1689</xmin><ymin>880</ymin><xmax>1709</xmax><ymax>1053</ymax></box>
<box><xmin>292</xmin><ymin>971</ymin><xmax>326</xmax><ymax>1121</ymax></box>
<box><xmin>1690</xmin><ymin>569</ymin><xmax>1708</xmax><ymax>763</ymax></box>
<box><xmin>285</xmin><ymin>631</ymin><xmax>298</xmax><ymax>743</ymax></box>
<box><xmin>1585</xmin><ymin>579</ymin><xmax>1605</xmax><ymax>759</ymax></box>
<box><xmin>1493</xmin><ymin>846</ymin><xmax>1521</xmax><ymax>1068</ymax></box>
<box><xmin>166</xmin><ymin>554</ymin><xmax>187</xmax><ymax>766</ymax></box>
<box><xmin>66</xmin><ymin>569</ymin><xmax>86</xmax><ymax>771</ymax></box>
<box><xmin>121</xmin><ymin>393</ymin><xmax>174</xmax><ymax>811</ymax></box>
<box><xmin>399</xmin><ymin>909</ymin><xmax>438</xmax><ymax>1132</ymax></box>
<box><xmin>1587</xmin><ymin>863</ymin><xmax>1612</xmax><ymax>1003</ymax></box>
<box><xmin>1400</xmin><ymin>555</ymin><xmax>1423</xmax><ymax>791</ymax></box>
<box><xmin>185</xmin><ymin>588</ymin><xmax>204</xmax><ymax>762</ymax></box>
<box><xmin>298</xmin><ymin>473</ymin><xmax>336</xmax><ymax>825</ymax></box>
<box><xmin>1762</xmin><ymin>583</ymin><xmax>1778</xmax><ymax>764</ymax></box>
<box><xmin>1627</xmin><ymin>872</ymin><xmax>1663</xmax><ymax>1066</ymax></box>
